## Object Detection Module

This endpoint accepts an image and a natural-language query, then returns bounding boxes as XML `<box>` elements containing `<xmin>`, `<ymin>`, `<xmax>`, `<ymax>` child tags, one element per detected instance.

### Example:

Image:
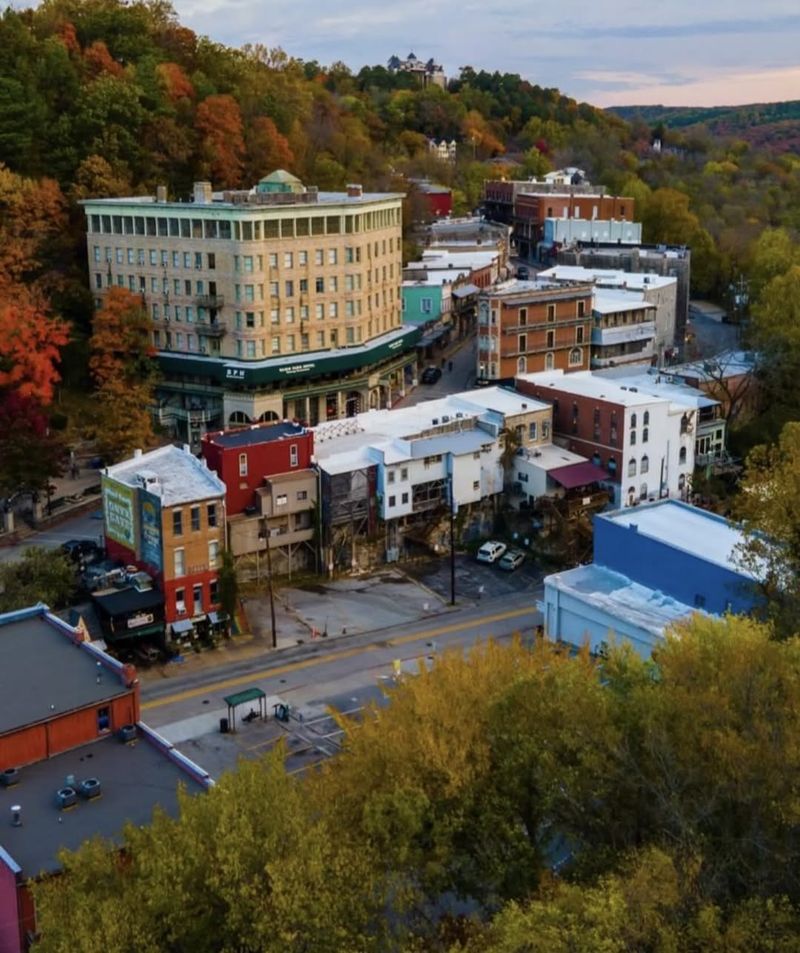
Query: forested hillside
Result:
<box><xmin>610</xmin><ymin>100</ymin><xmax>800</xmax><ymax>154</ymax></box>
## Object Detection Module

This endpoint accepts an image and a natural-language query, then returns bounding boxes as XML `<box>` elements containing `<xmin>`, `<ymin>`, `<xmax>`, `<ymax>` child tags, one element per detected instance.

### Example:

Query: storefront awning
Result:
<box><xmin>452</xmin><ymin>283</ymin><xmax>480</xmax><ymax>298</ymax></box>
<box><xmin>208</xmin><ymin>611</ymin><xmax>229</xmax><ymax>625</ymax></box>
<box><xmin>171</xmin><ymin>619</ymin><xmax>194</xmax><ymax>635</ymax></box>
<box><xmin>549</xmin><ymin>462</ymin><xmax>609</xmax><ymax>489</ymax></box>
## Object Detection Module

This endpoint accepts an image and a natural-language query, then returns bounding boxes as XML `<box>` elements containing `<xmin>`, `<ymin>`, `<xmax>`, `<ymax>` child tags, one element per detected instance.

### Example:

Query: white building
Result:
<box><xmin>591</xmin><ymin>288</ymin><xmax>657</xmax><ymax>369</ymax></box>
<box><xmin>313</xmin><ymin>387</ymin><xmax>553</xmax><ymax>530</ymax></box>
<box><xmin>542</xmin><ymin>217</ymin><xmax>642</xmax><ymax>250</ymax></box>
<box><xmin>595</xmin><ymin>367</ymin><xmax>726</xmax><ymax>466</ymax></box>
<box><xmin>539</xmin><ymin>264</ymin><xmax>677</xmax><ymax>353</ymax></box>
<box><xmin>516</xmin><ymin>369</ymin><xmax>696</xmax><ymax>508</ymax></box>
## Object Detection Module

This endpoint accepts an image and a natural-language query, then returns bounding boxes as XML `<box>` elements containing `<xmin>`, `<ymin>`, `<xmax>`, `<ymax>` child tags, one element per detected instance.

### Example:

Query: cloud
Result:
<box><xmin>167</xmin><ymin>0</ymin><xmax>800</xmax><ymax>107</ymax></box>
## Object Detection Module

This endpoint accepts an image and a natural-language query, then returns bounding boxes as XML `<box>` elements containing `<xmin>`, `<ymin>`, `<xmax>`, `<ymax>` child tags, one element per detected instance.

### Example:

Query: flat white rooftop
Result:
<box><xmin>517</xmin><ymin>443</ymin><xmax>587</xmax><ymax>471</ymax></box>
<box><xmin>106</xmin><ymin>445</ymin><xmax>225</xmax><ymax>506</ymax></box>
<box><xmin>598</xmin><ymin>500</ymin><xmax>749</xmax><ymax>576</ymax></box>
<box><xmin>592</xmin><ymin>288</ymin><xmax>652</xmax><ymax>315</ymax></box>
<box><xmin>517</xmin><ymin>370</ymin><xmax>666</xmax><ymax>408</ymax></box>
<box><xmin>540</xmin><ymin>265</ymin><xmax>676</xmax><ymax>291</ymax></box>
<box><xmin>547</xmin><ymin>563</ymin><xmax>698</xmax><ymax>638</ymax></box>
<box><xmin>594</xmin><ymin>369</ymin><xmax>718</xmax><ymax>410</ymax></box>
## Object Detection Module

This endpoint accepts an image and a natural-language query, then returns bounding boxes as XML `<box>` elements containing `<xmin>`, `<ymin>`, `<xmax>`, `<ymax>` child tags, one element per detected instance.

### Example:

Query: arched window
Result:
<box><xmin>630</xmin><ymin>413</ymin><xmax>637</xmax><ymax>429</ymax></box>
<box><xmin>643</xmin><ymin>410</ymin><xmax>650</xmax><ymax>426</ymax></box>
<box><xmin>228</xmin><ymin>411</ymin><xmax>252</xmax><ymax>426</ymax></box>
<box><xmin>568</xmin><ymin>347</ymin><xmax>582</xmax><ymax>366</ymax></box>
<box><xmin>628</xmin><ymin>486</ymin><xmax>637</xmax><ymax>503</ymax></box>
<box><xmin>630</xmin><ymin>430</ymin><xmax>637</xmax><ymax>446</ymax></box>
<box><xmin>517</xmin><ymin>356</ymin><xmax>527</xmax><ymax>374</ymax></box>
<box><xmin>641</xmin><ymin>455</ymin><xmax>649</xmax><ymax>474</ymax></box>
<box><xmin>642</xmin><ymin>427</ymin><xmax>648</xmax><ymax>443</ymax></box>
<box><xmin>679</xmin><ymin>446</ymin><xmax>687</xmax><ymax>464</ymax></box>
<box><xmin>628</xmin><ymin>458</ymin><xmax>637</xmax><ymax>477</ymax></box>
<box><xmin>545</xmin><ymin>352</ymin><xmax>555</xmax><ymax>370</ymax></box>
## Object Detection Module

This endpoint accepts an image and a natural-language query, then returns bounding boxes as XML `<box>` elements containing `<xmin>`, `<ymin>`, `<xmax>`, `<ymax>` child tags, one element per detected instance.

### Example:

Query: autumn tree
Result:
<box><xmin>244</xmin><ymin>115</ymin><xmax>294</xmax><ymax>181</ymax></box>
<box><xmin>0</xmin><ymin>547</ymin><xmax>75</xmax><ymax>613</ymax></box>
<box><xmin>733</xmin><ymin>421</ymin><xmax>800</xmax><ymax>635</ymax></box>
<box><xmin>196</xmin><ymin>93</ymin><xmax>245</xmax><ymax>187</ymax></box>
<box><xmin>88</xmin><ymin>287</ymin><xmax>158</xmax><ymax>462</ymax></box>
<box><xmin>32</xmin><ymin>748</ymin><xmax>388</xmax><ymax>953</ymax></box>
<box><xmin>0</xmin><ymin>393</ymin><xmax>65</xmax><ymax>500</ymax></box>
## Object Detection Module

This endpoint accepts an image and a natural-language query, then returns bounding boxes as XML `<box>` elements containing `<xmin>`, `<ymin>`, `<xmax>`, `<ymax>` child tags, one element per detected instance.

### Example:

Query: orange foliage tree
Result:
<box><xmin>0</xmin><ymin>299</ymin><xmax>69</xmax><ymax>404</ymax></box>
<box><xmin>0</xmin><ymin>164</ymin><xmax>69</xmax><ymax>299</ymax></box>
<box><xmin>156</xmin><ymin>62</ymin><xmax>195</xmax><ymax>102</ymax></box>
<box><xmin>196</xmin><ymin>94</ymin><xmax>245</xmax><ymax>187</ymax></box>
<box><xmin>244</xmin><ymin>115</ymin><xmax>294</xmax><ymax>181</ymax></box>
<box><xmin>89</xmin><ymin>287</ymin><xmax>158</xmax><ymax>462</ymax></box>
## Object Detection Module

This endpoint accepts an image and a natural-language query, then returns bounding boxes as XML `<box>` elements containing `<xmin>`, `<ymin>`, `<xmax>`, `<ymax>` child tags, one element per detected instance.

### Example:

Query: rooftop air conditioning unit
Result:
<box><xmin>55</xmin><ymin>787</ymin><xmax>78</xmax><ymax>810</ymax></box>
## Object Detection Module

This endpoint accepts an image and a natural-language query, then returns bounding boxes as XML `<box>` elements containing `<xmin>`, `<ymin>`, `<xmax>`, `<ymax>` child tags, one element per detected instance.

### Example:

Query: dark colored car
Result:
<box><xmin>516</xmin><ymin>265</ymin><xmax>530</xmax><ymax>280</ymax></box>
<box><xmin>421</xmin><ymin>366</ymin><xmax>442</xmax><ymax>384</ymax></box>
<box><xmin>62</xmin><ymin>539</ymin><xmax>102</xmax><ymax>562</ymax></box>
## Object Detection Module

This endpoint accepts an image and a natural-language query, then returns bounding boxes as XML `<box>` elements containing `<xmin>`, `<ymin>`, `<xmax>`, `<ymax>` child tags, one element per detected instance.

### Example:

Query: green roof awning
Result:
<box><xmin>224</xmin><ymin>687</ymin><xmax>266</xmax><ymax>707</ymax></box>
<box><xmin>157</xmin><ymin>326</ymin><xmax>422</xmax><ymax>388</ymax></box>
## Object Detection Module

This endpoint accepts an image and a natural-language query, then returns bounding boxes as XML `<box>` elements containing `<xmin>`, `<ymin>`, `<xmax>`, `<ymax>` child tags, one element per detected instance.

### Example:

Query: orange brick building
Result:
<box><xmin>477</xmin><ymin>280</ymin><xmax>594</xmax><ymax>381</ymax></box>
<box><xmin>0</xmin><ymin>605</ymin><xmax>211</xmax><ymax>953</ymax></box>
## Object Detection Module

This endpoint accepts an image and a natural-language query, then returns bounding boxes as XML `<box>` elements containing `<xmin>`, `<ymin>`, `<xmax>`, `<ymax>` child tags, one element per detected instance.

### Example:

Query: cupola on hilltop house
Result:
<box><xmin>82</xmin><ymin>172</ymin><xmax>419</xmax><ymax>448</ymax></box>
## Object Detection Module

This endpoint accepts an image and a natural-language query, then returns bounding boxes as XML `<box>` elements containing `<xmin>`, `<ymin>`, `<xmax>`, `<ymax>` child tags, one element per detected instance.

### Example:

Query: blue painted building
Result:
<box><xmin>593</xmin><ymin>501</ymin><xmax>755</xmax><ymax>616</ymax></box>
<box><xmin>543</xmin><ymin>500</ymin><xmax>757</xmax><ymax>657</ymax></box>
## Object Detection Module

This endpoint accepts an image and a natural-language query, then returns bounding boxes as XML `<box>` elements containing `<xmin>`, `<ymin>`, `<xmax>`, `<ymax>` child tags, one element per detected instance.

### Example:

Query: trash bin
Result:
<box><xmin>219</xmin><ymin>717</ymin><xmax>229</xmax><ymax>734</ymax></box>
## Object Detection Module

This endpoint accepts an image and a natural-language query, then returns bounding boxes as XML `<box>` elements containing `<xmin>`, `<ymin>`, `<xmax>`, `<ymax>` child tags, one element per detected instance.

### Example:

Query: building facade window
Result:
<box><xmin>174</xmin><ymin>548</ymin><xmax>185</xmax><ymax>576</ymax></box>
<box><xmin>172</xmin><ymin>509</ymin><xmax>183</xmax><ymax>536</ymax></box>
<box><xmin>641</xmin><ymin>455</ymin><xmax>649</xmax><ymax>474</ymax></box>
<box><xmin>208</xmin><ymin>540</ymin><xmax>219</xmax><ymax>569</ymax></box>
<box><xmin>207</xmin><ymin>503</ymin><xmax>217</xmax><ymax>527</ymax></box>
<box><xmin>190</xmin><ymin>506</ymin><xmax>200</xmax><ymax>531</ymax></box>
<box><xmin>628</xmin><ymin>458</ymin><xmax>637</xmax><ymax>477</ymax></box>
<box><xmin>568</xmin><ymin>347</ymin><xmax>582</xmax><ymax>366</ymax></box>
<box><xmin>239</xmin><ymin>453</ymin><xmax>248</xmax><ymax>477</ymax></box>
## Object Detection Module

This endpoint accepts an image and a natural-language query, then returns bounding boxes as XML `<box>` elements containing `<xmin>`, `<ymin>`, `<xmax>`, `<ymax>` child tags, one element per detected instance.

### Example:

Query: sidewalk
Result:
<box><xmin>0</xmin><ymin>466</ymin><xmax>103</xmax><ymax>546</ymax></box>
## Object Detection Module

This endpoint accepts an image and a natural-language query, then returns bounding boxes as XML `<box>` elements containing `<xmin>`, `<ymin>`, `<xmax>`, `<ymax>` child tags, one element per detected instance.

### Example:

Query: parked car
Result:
<box><xmin>62</xmin><ymin>539</ymin><xmax>102</xmax><ymax>563</ymax></box>
<box><xmin>421</xmin><ymin>365</ymin><xmax>442</xmax><ymax>384</ymax></box>
<box><xmin>516</xmin><ymin>265</ymin><xmax>530</xmax><ymax>280</ymax></box>
<box><xmin>498</xmin><ymin>549</ymin><xmax>526</xmax><ymax>571</ymax></box>
<box><xmin>476</xmin><ymin>541</ymin><xmax>508</xmax><ymax>564</ymax></box>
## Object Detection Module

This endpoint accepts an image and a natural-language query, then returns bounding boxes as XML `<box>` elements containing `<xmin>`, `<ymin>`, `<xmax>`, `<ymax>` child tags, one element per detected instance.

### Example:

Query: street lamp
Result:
<box><xmin>260</xmin><ymin>519</ymin><xmax>278</xmax><ymax>649</ymax></box>
<box><xmin>447</xmin><ymin>471</ymin><xmax>456</xmax><ymax>606</ymax></box>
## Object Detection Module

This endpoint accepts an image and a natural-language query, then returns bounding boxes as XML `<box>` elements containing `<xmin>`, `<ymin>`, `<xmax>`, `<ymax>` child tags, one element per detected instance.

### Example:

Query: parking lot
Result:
<box><xmin>406</xmin><ymin>551</ymin><xmax>544</xmax><ymax>603</ymax></box>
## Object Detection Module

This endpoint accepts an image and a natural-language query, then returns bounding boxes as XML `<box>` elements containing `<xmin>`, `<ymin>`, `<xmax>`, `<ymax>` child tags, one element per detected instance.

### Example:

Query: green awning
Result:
<box><xmin>157</xmin><ymin>326</ymin><xmax>422</xmax><ymax>387</ymax></box>
<box><xmin>108</xmin><ymin>623</ymin><xmax>164</xmax><ymax>642</ymax></box>
<box><xmin>224</xmin><ymin>687</ymin><xmax>266</xmax><ymax>707</ymax></box>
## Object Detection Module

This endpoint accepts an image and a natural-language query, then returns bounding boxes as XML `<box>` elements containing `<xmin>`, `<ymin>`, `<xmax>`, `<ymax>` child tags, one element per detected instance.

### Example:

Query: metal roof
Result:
<box><xmin>0</xmin><ymin>728</ymin><xmax>209</xmax><ymax>877</ymax></box>
<box><xmin>0</xmin><ymin>608</ymin><xmax>130</xmax><ymax>737</ymax></box>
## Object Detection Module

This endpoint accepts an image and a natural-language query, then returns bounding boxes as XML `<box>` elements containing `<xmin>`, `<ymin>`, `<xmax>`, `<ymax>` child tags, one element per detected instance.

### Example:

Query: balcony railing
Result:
<box><xmin>196</xmin><ymin>294</ymin><xmax>225</xmax><ymax>309</ymax></box>
<box><xmin>200</xmin><ymin>321</ymin><xmax>227</xmax><ymax>338</ymax></box>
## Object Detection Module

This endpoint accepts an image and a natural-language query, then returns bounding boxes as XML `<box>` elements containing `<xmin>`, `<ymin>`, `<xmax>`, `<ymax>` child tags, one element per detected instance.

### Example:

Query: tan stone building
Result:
<box><xmin>82</xmin><ymin>173</ymin><xmax>421</xmax><ymax>445</ymax></box>
<box><xmin>477</xmin><ymin>280</ymin><xmax>594</xmax><ymax>381</ymax></box>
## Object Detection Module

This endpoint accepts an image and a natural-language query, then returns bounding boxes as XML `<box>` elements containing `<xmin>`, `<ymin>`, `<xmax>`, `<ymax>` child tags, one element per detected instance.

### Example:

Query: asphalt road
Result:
<box><xmin>140</xmin><ymin>591</ymin><xmax>542</xmax><ymax>735</ymax></box>
<box><xmin>0</xmin><ymin>507</ymin><xmax>105</xmax><ymax>565</ymax></box>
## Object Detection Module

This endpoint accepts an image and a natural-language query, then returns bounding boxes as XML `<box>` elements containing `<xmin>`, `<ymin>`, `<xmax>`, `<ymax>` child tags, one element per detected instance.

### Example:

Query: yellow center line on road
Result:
<box><xmin>141</xmin><ymin>606</ymin><xmax>533</xmax><ymax>712</ymax></box>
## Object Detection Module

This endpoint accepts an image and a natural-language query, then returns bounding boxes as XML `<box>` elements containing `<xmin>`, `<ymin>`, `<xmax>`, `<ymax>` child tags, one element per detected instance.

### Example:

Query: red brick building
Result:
<box><xmin>202</xmin><ymin>422</ymin><xmax>317</xmax><ymax>573</ymax></box>
<box><xmin>102</xmin><ymin>446</ymin><xmax>227</xmax><ymax>631</ymax></box>
<box><xmin>0</xmin><ymin>605</ymin><xmax>211</xmax><ymax>953</ymax></box>
<box><xmin>477</xmin><ymin>280</ymin><xmax>593</xmax><ymax>381</ymax></box>
<box><xmin>201</xmin><ymin>422</ymin><xmax>313</xmax><ymax>516</ymax></box>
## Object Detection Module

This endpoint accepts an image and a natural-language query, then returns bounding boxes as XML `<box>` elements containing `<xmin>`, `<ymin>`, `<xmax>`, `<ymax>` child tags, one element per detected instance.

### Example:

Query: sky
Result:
<box><xmin>171</xmin><ymin>0</ymin><xmax>800</xmax><ymax>108</ymax></box>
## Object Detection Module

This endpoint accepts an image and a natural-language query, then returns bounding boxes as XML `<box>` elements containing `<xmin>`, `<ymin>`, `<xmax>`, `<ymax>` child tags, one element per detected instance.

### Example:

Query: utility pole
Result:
<box><xmin>448</xmin><ymin>472</ymin><xmax>456</xmax><ymax>606</ymax></box>
<box><xmin>262</xmin><ymin>520</ymin><xmax>277</xmax><ymax>649</ymax></box>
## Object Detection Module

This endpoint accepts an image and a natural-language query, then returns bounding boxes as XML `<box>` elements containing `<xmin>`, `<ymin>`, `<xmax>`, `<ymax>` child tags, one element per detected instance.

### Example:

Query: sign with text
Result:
<box><xmin>139</xmin><ymin>489</ymin><xmax>162</xmax><ymax>572</ymax></box>
<box><xmin>102</xmin><ymin>477</ymin><xmax>136</xmax><ymax>551</ymax></box>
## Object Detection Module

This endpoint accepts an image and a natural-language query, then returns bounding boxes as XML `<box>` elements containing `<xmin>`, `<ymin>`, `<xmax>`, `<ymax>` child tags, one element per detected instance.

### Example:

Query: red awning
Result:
<box><xmin>548</xmin><ymin>462</ymin><xmax>609</xmax><ymax>490</ymax></box>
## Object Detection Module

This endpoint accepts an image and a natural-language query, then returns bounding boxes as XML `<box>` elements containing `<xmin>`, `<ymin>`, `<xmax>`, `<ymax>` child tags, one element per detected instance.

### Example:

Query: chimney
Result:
<box><xmin>193</xmin><ymin>181</ymin><xmax>213</xmax><ymax>205</ymax></box>
<box><xmin>11</xmin><ymin>805</ymin><xmax>22</xmax><ymax>827</ymax></box>
<box><xmin>347</xmin><ymin>183</ymin><xmax>363</xmax><ymax>198</ymax></box>
<box><xmin>134</xmin><ymin>448</ymin><xmax>142</xmax><ymax>458</ymax></box>
<box><xmin>156</xmin><ymin>185</ymin><xmax>168</xmax><ymax>203</ymax></box>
